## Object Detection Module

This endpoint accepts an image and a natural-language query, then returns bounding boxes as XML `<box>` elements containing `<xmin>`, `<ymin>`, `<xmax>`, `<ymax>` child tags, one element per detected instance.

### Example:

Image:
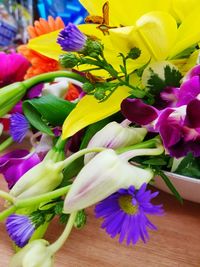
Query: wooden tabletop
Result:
<box><xmin>0</xmin><ymin>177</ymin><xmax>200</xmax><ymax>267</ymax></box>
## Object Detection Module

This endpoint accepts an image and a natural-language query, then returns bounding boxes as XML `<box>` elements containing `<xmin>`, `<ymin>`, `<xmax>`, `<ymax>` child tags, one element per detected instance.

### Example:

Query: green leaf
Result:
<box><xmin>170</xmin><ymin>45</ymin><xmax>196</xmax><ymax>60</ymax></box>
<box><xmin>157</xmin><ymin>170</ymin><xmax>183</xmax><ymax>204</ymax></box>
<box><xmin>23</xmin><ymin>95</ymin><xmax>76</xmax><ymax>135</ymax></box>
<box><xmin>147</xmin><ymin>65</ymin><xmax>182</xmax><ymax>97</ymax></box>
<box><xmin>74</xmin><ymin>210</ymin><xmax>87</xmax><ymax>229</ymax></box>
<box><xmin>175</xmin><ymin>153</ymin><xmax>200</xmax><ymax>179</ymax></box>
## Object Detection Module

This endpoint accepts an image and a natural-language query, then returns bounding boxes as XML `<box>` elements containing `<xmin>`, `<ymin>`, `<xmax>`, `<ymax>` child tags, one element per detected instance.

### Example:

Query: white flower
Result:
<box><xmin>85</xmin><ymin>121</ymin><xmax>147</xmax><ymax>163</ymax></box>
<box><xmin>64</xmin><ymin>149</ymin><xmax>153</xmax><ymax>213</ymax></box>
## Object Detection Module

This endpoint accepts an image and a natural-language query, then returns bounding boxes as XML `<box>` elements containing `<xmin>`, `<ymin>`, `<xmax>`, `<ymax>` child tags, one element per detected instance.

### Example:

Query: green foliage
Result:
<box><xmin>74</xmin><ymin>210</ymin><xmax>87</xmax><ymax>229</ymax></box>
<box><xmin>175</xmin><ymin>153</ymin><xmax>200</xmax><ymax>179</ymax></box>
<box><xmin>147</xmin><ymin>65</ymin><xmax>182</xmax><ymax>97</ymax></box>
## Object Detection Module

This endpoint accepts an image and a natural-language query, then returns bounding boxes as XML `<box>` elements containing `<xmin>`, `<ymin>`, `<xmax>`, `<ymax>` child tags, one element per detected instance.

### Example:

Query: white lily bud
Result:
<box><xmin>64</xmin><ymin>149</ymin><xmax>153</xmax><ymax>213</ymax></box>
<box><xmin>84</xmin><ymin>121</ymin><xmax>147</xmax><ymax>163</ymax></box>
<box><xmin>10</xmin><ymin>160</ymin><xmax>64</xmax><ymax>199</ymax></box>
<box><xmin>9</xmin><ymin>239</ymin><xmax>53</xmax><ymax>267</ymax></box>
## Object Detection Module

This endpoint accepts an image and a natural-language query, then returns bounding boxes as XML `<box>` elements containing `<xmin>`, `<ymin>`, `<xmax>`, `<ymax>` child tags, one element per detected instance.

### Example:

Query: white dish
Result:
<box><xmin>154</xmin><ymin>171</ymin><xmax>200</xmax><ymax>203</ymax></box>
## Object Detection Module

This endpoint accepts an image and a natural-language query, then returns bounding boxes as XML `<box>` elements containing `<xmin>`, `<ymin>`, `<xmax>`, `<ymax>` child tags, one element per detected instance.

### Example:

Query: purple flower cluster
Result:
<box><xmin>121</xmin><ymin>65</ymin><xmax>200</xmax><ymax>158</ymax></box>
<box><xmin>95</xmin><ymin>184</ymin><xmax>163</xmax><ymax>245</ymax></box>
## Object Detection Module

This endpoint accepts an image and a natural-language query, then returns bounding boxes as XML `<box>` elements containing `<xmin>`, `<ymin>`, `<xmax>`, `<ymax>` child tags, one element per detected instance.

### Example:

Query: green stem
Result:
<box><xmin>22</xmin><ymin>71</ymin><xmax>87</xmax><ymax>89</ymax></box>
<box><xmin>0</xmin><ymin>190</ymin><xmax>14</xmax><ymax>203</ymax></box>
<box><xmin>49</xmin><ymin>212</ymin><xmax>77</xmax><ymax>253</ymax></box>
<box><xmin>15</xmin><ymin>186</ymin><xmax>71</xmax><ymax>209</ymax></box>
<box><xmin>0</xmin><ymin>205</ymin><xmax>16</xmax><ymax>221</ymax></box>
<box><xmin>54</xmin><ymin>137</ymin><xmax>67</xmax><ymax>150</ymax></box>
<box><xmin>60</xmin><ymin>147</ymin><xmax>105</xmax><ymax>169</ymax></box>
<box><xmin>116</xmin><ymin>137</ymin><xmax>161</xmax><ymax>154</ymax></box>
<box><xmin>0</xmin><ymin>136</ymin><xmax>14</xmax><ymax>152</ymax></box>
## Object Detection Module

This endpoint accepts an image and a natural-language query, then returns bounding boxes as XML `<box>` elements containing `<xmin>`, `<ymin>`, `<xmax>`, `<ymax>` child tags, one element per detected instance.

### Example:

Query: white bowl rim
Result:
<box><xmin>164</xmin><ymin>171</ymin><xmax>200</xmax><ymax>184</ymax></box>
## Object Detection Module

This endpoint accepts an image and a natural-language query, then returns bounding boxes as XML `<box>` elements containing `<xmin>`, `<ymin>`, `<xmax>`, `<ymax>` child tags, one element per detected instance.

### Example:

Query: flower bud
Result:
<box><xmin>0</xmin><ymin>82</ymin><xmax>27</xmax><ymax>117</ymax></box>
<box><xmin>127</xmin><ymin>47</ymin><xmax>141</xmax><ymax>59</ymax></box>
<box><xmin>85</xmin><ymin>121</ymin><xmax>147</xmax><ymax>163</ymax></box>
<box><xmin>10</xmin><ymin>160</ymin><xmax>64</xmax><ymax>199</ymax></box>
<box><xmin>82</xmin><ymin>39</ymin><xmax>104</xmax><ymax>57</ymax></box>
<box><xmin>64</xmin><ymin>149</ymin><xmax>153</xmax><ymax>213</ymax></box>
<box><xmin>9</xmin><ymin>239</ymin><xmax>53</xmax><ymax>267</ymax></box>
<box><xmin>82</xmin><ymin>82</ymin><xmax>95</xmax><ymax>93</ymax></box>
<box><xmin>59</xmin><ymin>53</ymin><xmax>79</xmax><ymax>68</ymax></box>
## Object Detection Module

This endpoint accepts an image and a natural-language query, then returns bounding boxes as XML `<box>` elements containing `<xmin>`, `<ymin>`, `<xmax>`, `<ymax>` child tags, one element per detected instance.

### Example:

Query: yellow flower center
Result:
<box><xmin>118</xmin><ymin>195</ymin><xmax>138</xmax><ymax>215</ymax></box>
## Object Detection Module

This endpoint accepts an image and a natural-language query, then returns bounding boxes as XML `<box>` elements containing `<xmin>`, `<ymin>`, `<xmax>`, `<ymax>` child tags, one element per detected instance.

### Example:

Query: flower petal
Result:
<box><xmin>121</xmin><ymin>98</ymin><xmax>158</xmax><ymax>125</ymax></box>
<box><xmin>186</xmin><ymin>99</ymin><xmax>200</xmax><ymax>128</ymax></box>
<box><xmin>62</xmin><ymin>85</ymin><xmax>130</xmax><ymax>139</ymax></box>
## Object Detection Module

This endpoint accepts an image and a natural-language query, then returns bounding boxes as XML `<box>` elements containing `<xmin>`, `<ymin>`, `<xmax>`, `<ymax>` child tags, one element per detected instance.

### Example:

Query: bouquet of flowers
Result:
<box><xmin>1</xmin><ymin>0</ymin><xmax>200</xmax><ymax>266</ymax></box>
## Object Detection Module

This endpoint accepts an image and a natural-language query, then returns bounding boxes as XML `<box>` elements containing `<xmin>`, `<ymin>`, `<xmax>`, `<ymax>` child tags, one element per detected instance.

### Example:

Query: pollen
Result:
<box><xmin>118</xmin><ymin>195</ymin><xmax>138</xmax><ymax>215</ymax></box>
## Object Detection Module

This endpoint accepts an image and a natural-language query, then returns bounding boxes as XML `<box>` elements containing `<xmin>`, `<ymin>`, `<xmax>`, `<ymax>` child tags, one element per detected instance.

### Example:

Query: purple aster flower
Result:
<box><xmin>6</xmin><ymin>214</ymin><xmax>35</xmax><ymax>248</ymax></box>
<box><xmin>0</xmin><ymin>150</ymin><xmax>41</xmax><ymax>189</ymax></box>
<box><xmin>57</xmin><ymin>23</ymin><xmax>87</xmax><ymax>52</ymax></box>
<box><xmin>95</xmin><ymin>184</ymin><xmax>163</xmax><ymax>245</ymax></box>
<box><xmin>10</xmin><ymin>113</ymin><xmax>30</xmax><ymax>143</ymax></box>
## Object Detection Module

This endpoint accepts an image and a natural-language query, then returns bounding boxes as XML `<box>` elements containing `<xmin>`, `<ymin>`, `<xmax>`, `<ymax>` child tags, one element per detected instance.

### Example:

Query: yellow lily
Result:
<box><xmin>28</xmin><ymin>2</ymin><xmax>200</xmax><ymax>139</ymax></box>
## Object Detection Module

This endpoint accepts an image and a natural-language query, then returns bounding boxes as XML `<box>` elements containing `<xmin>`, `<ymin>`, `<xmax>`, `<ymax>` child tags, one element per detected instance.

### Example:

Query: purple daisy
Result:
<box><xmin>6</xmin><ymin>214</ymin><xmax>35</xmax><ymax>248</ymax></box>
<box><xmin>57</xmin><ymin>23</ymin><xmax>87</xmax><ymax>52</ymax></box>
<box><xmin>95</xmin><ymin>184</ymin><xmax>163</xmax><ymax>245</ymax></box>
<box><xmin>10</xmin><ymin>113</ymin><xmax>30</xmax><ymax>143</ymax></box>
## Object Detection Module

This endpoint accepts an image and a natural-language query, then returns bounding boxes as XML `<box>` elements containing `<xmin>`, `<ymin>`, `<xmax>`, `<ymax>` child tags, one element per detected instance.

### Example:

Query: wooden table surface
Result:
<box><xmin>0</xmin><ymin>177</ymin><xmax>200</xmax><ymax>267</ymax></box>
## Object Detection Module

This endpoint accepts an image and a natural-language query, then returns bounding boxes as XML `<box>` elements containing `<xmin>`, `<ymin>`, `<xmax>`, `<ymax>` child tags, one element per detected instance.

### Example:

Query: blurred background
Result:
<box><xmin>0</xmin><ymin>0</ymin><xmax>87</xmax><ymax>48</ymax></box>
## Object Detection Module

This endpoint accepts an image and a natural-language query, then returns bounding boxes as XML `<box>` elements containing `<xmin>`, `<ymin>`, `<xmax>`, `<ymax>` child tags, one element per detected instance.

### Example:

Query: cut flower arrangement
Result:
<box><xmin>0</xmin><ymin>0</ymin><xmax>200</xmax><ymax>266</ymax></box>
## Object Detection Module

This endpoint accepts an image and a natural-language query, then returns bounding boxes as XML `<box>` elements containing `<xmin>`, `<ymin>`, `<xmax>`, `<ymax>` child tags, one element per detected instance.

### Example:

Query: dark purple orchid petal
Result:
<box><xmin>186</xmin><ymin>99</ymin><xmax>200</xmax><ymax>128</ymax></box>
<box><xmin>121</xmin><ymin>99</ymin><xmax>158</xmax><ymax>125</ymax></box>
<box><xmin>177</xmin><ymin>76</ymin><xmax>200</xmax><ymax>106</ymax></box>
<box><xmin>26</xmin><ymin>83</ymin><xmax>44</xmax><ymax>99</ymax></box>
<box><xmin>0</xmin><ymin>150</ymin><xmax>41</xmax><ymax>189</ymax></box>
<box><xmin>159</xmin><ymin>119</ymin><xmax>182</xmax><ymax>148</ymax></box>
<box><xmin>67</xmin><ymin>129</ymin><xmax>85</xmax><ymax>152</ymax></box>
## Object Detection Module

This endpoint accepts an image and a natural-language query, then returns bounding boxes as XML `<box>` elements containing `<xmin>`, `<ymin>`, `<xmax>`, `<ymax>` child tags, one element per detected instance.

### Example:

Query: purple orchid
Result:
<box><xmin>10</xmin><ymin>113</ymin><xmax>30</xmax><ymax>143</ymax></box>
<box><xmin>0</xmin><ymin>150</ymin><xmax>41</xmax><ymax>189</ymax></box>
<box><xmin>121</xmin><ymin>98</ymin><xmax>200</xmax><ymax>158</ymax></box>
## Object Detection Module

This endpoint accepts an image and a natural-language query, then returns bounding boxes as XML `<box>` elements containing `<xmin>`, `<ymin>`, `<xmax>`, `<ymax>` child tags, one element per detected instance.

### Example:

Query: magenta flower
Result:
<box><xmin>121</xmin><ymin>98</ymin><xmax>200</xmax><ymax>158</ymax></box>
<box><xmin>0</xmin><ymin>150</ymin><xmax>41</xmax><ymax>189</ymax></box>
<box><xmin>0</xmin><ymin>52</ymin><xmax>30</xmax><ymax>88</ymax></box>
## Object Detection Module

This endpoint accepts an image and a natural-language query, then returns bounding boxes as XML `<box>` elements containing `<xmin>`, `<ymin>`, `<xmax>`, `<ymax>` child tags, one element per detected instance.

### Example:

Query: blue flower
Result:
<box><xmin>6</xmin><ymin>214</ymin><xmax>35</xmax><ymax>248</ymax></box>
<box><xmin>10</xmin><ymin>113</ymin><xmax>30</xmax><ymax>143</ymax></box>
<box><xmin>57</xmin><ymin>23</ymin><xmax>87</xmax><ymax>52</ymax></box>
<box><xmin>95</xmin><ymin>184</ymin><xmax>164</xmax><ymax>245</ymax></box>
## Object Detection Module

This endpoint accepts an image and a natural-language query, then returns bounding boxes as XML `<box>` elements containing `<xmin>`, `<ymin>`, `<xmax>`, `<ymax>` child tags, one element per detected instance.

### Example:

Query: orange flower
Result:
<box><xmin>64</xmin><ymin>83</ymin><xmax>81</xmax><ymax>101</ymax></box>
<box><xmin>18</xmin><ymin>16</ymin><xmax>64</xmax><ymax>79</ymax></box>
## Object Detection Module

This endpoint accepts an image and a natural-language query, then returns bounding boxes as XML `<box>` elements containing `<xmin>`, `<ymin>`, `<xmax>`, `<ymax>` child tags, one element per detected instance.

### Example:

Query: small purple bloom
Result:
<box><xmin>6</xmin><ymin>214</ymin><xmax>35</xmax><ymax>248</ymax></box>
<box><xmin>26</xmin><ymin>83</ymin><xmax>44</xmax><ymax>99</ymax></box>
<box><xmin>0</xmin><ymin>150</ymin><xmax>41</xmax><ymax>189</ymax></box>
<box><xmin>95</xmin><ymin>184</ymin><xmax>163</xmax><ymax>245</ymax></box>
<box><xmin>10</xmin><ymin>113</ymin><xmax>30</xmax><ymax>143</ymax></box>
<box><xmin>57</xmin><ymin>23</ymin><xmax>87</xmax><ymax>52</ymax></box>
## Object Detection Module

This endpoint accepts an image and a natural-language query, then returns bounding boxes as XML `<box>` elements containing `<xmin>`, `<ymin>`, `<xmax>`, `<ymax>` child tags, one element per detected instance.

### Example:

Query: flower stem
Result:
<box><xmin>60</xmin><ymin>147</ymin><xmax>105</xmax><ymax>169</ymax></box>
<box><xmin>22</xmin><ymin>71</ymin><xmax>87</xmax><ymax>89</ymax></box>
<box><xmin>0</xmin><ymin>190</ymin><xmax>14</xmax><ymax>203</ymax></box>
<box><xmin>0</xmin><ymin>205</ymin><xmax>16</xmax><ymax>221</ymax></box>
<box><xmin>54</xmin><ymin>137</ymin><xmax>67</xmax><ymax>150</ymax></box>
<box><xmin>15</xmin><ymin>186</ymin><xmax>71</xmax><ymax>208</ymax></box>
<box><xmin>0</xmin><ymin>136</ymin><xmax>14</xmax><ymax>152</ymax></box>
<box><xmin>116</xmin><ymin>137</ymin><xmax>161</xmax><ymax>154</ymax></box>
<box><xmin>49</xmin><ymin>212</ymin><xmax>77</xmax><ymax>254</ymax></box>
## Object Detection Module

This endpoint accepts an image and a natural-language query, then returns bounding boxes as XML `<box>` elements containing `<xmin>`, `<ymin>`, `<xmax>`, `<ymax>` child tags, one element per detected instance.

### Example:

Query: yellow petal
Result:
<box><xmin>62</xmin><ymin>85</ymin><xmax>130</xmax><ymax>139</ymax></box>
<box><xmin>169</xmin><ymin>6</ymin><xmax>200</xmax><ymax>58</ymax></box>
<box><xmin>136</xmin><ymin>11</ymin><xmax>177</xmax><ymax>61</ymax></box>
<box><xmin>79</xmin><ymin>0</ymin><xmax>171</xmax><ymax>26</ymax></box>
<box><xmin>28</xmin><ymin>29</ymin><xmax>62</xmax><ymax>60</ymax></box>
<box><xmin>171</xmin><ymin>0</ymin><xmax>200</xmax><ymax>22</ymax></box>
